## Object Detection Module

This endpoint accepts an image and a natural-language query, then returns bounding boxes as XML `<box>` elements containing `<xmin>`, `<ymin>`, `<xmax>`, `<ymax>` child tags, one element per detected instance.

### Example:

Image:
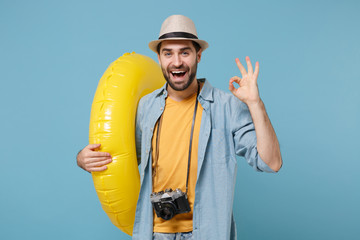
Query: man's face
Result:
<box><xmin>157</xmin><ymin>40</ymin><xmax>202</xmax><ymax>91</ymax></box>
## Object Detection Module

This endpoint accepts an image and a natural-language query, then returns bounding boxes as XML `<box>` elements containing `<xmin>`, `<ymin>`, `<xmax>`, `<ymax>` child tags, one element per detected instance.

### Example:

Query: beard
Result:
<box><xmin>161</xmin><ymin>61</ymin><xmax>198</xmax><ymax>91</ymax></box>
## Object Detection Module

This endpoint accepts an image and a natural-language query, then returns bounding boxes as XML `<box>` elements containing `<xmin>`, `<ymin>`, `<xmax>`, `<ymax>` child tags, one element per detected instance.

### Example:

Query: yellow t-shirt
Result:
<box><xmin>152</xmin><ymin>92</ymin><xmax>203</xmax><ymax>233</ymax></box>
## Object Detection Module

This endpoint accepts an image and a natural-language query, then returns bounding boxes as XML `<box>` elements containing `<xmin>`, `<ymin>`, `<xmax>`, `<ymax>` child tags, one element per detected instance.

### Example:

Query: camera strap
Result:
<box><xmin>153</xmin><ymin>81</ymin><xmax>200</xmax><ymax>195</ymax></box>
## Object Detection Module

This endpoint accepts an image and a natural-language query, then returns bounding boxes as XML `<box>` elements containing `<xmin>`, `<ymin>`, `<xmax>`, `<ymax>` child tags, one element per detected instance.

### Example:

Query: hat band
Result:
<box><xmin>159</xmin><ymin>32</ymin><xmax>198</xmax><ymax>40</ymax></box>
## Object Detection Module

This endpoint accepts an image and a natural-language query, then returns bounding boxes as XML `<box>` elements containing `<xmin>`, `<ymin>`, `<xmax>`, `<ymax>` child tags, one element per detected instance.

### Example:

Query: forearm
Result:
<box><xmin>247</xmin><ymin>99</ymin><xmax>282</xmax><ymax>172</ymax></box>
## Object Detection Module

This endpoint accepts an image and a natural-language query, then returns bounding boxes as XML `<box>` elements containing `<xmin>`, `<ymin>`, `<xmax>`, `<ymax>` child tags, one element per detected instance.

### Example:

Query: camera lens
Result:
<box><xmin>159</xmin><ymin>203</ymin><xmax>176</xmax><ymax>220</ymax></box>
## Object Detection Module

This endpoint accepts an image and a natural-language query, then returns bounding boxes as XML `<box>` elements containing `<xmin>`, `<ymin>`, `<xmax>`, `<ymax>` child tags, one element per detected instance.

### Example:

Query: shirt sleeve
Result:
<box><xmin>230</xmin><ymin>97</ymin><xmax>275</xmax><ymax>173</ymax></box>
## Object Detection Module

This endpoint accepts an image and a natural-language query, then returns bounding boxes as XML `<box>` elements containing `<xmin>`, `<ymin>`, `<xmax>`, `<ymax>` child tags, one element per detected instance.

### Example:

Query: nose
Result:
<box><xmin>173</xmin><ymin>54</ymin><xmax>182</xmax><ymax>67</ymax></box>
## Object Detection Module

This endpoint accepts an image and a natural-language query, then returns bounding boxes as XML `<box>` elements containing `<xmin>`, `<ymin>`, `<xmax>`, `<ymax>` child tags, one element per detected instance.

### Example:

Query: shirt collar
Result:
<box><xmin>198</xmin><ymin>78</ymin><xmax>214</xmax><ymax>102</ymax></box>
<box><xmin>155</xmin><ymin>83</ymin><xmax>168</xmax><ymax>98</ymax></box>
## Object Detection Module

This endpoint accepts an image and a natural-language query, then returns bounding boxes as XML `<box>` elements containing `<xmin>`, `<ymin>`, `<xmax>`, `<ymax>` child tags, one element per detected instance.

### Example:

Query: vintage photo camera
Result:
<box><xmin>150</xmin><ymin>188</ymin><xmax>191</xmax><ymax>220</ymax></box>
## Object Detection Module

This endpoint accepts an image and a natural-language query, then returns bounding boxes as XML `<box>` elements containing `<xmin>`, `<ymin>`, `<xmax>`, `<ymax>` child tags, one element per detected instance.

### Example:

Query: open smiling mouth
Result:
<box><xmin>170</xmin><ymin>70</ymin><xmax>187</xmax><ymax>78</ymax></box>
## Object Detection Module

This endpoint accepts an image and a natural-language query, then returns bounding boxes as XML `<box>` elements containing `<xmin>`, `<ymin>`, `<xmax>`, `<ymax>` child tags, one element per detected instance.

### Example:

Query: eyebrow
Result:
<box><xmin>161</xmin><ymin>48</ymin><xmax>172</xmax><ymax>53</ymax></box>
<box><xmin>161</xmin><ymin>47</ymin><xmax>193</xmax><ymax>53</ymax></box>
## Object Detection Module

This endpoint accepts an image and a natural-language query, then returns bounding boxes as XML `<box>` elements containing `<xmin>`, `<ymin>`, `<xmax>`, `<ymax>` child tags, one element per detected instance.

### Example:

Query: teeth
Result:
<box><xmin>171</xmin><ymin>71</ymin><xmax>185</xmax><ymax>74</ymax></box>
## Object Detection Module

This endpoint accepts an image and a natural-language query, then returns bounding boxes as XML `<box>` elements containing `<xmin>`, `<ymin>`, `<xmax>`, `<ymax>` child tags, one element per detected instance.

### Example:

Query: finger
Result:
<box><xmin>87</xmin><ymin>158</ymin><xmax>112</xmax><ymax>168</ymax></box>
<box><xmin>229</xmin><ymin>80</ymin><xmax>236</xmax><ymax>94</ymax></box>
<box><xmin>86</xmin><ymin>156</ymin><xmax>112</xmax><ymax>163</ymax></box>
<box><xmin>88</xmin><ymin>165</ymin><xmax>108</xmax><ymax>172</ymax></box>
<box><xmin>246</xmin><ymin>56</ymin><xmax>253</xmax><ymax>75</ymax></box>
<box><xmin>88</xmin><ymin>151</ymin><xmax>111</xmax><ymax>158</ymax></box>
<box><xmin>82</xmin><ymin>151</ymin><xmax>111</xmax><ymax>162</ymax></box>
<box><xmin>230</xmin><ymin>76</ymin><xmax>241</xmax><ymax>85</ymax></box>
<box><xmin>254</xmin><ymin>61</ymin><xmax>259</xmax><ymax>81</ymax></box>
<box><xmin>229</xmin><ymin>76</ymin><xmax>241</xmax><ymax>94</ymax></box>
<box><xmin>86</xmin><ymin>144</ymin><xmax>101</xmax><ymax>150</ymax></box>
<box><xmin>235</xmin><ymin>58</ymin><xmax>247</xmax><ymax>77</ymax></box>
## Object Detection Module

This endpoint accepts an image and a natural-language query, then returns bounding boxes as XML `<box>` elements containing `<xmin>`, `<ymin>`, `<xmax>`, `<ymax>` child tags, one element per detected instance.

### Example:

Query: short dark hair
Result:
<box><xmin>156</xmin><ymin>41</ymin><xmax>201</xmax><ymax>54</ymax></box>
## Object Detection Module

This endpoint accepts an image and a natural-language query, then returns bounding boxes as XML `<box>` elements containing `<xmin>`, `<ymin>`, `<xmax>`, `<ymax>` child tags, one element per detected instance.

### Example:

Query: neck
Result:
<box><xmin>167</xmin><ymin>78</ymin><xmax>199</xmax><ymax>101</ymax></box>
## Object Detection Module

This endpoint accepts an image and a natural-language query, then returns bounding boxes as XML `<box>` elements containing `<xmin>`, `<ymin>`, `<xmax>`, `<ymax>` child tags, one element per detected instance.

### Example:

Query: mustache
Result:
<box><xmin>168</xmin><ymin>65</ymin><xmax>189</xmax><ymax>71</ymax></box>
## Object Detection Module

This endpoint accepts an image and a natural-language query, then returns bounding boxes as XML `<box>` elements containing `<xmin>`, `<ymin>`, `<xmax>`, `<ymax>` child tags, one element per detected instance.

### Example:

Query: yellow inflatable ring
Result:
<box><xmin>89</xmin><ymin>52</ymin><xmax>165</xmax><ymax>235</ymax></box>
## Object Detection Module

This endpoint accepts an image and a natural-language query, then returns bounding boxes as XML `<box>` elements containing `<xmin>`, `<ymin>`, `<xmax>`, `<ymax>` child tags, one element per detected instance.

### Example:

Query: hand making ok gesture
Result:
<box><xmin>229</xmin><ymin>56</ymin><xmax>261</xmax><ymax>106</ymax></box>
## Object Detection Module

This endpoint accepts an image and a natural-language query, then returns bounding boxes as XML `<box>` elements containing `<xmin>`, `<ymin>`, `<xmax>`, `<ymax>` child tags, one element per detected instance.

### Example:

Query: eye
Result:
<box><xmin>164</xmin><ymin>52</ymin><xmax>171</xmax><ymax>57</ymax></box>
<box><xmin>182</xmin><ymin>51</ymin><xmax>189</xmax><ymax>56</ymax></box>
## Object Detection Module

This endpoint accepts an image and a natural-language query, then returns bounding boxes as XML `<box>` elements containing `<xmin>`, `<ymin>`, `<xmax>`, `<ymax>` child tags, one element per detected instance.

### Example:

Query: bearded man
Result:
<box><xmin>77</xmin><ymin>15</ymin><xmax>282</xmax><ymax>240</ymax></box>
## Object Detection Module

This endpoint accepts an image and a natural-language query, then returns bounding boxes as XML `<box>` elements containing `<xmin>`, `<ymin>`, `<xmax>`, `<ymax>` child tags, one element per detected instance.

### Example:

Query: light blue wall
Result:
<box><xmin>1</xmin><ymin>0</ymin><xmax>359</xmax><ymax>239</ymax></box>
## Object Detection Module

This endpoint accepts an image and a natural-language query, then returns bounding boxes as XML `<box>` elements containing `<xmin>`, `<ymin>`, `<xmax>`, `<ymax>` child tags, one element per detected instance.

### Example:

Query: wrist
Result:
<box><xmin>246</xmin><ymin>98</ymin><xmax>263</xmax><ymax>109</ymax></box>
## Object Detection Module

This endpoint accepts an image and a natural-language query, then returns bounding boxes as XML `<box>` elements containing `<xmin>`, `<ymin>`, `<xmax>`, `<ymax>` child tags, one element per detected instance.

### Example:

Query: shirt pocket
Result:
<box><xmin>209</xmin><ymin>129</ymin><xmax>232</xmax><ymax>164</ymax></box>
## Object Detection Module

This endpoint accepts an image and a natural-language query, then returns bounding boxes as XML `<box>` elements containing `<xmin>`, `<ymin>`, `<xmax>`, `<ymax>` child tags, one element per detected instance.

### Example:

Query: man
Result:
<box><xmin>77</xmin><ymin>15</ymin><xmax>282</xmax><ymax>240</ymax></box>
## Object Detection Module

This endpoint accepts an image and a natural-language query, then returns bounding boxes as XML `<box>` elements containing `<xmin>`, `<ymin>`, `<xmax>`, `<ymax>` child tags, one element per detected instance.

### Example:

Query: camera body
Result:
<box><xmin>150</xmin><ymin>188</ymin><xmax>191</xmax><ymax>220</ymax></box>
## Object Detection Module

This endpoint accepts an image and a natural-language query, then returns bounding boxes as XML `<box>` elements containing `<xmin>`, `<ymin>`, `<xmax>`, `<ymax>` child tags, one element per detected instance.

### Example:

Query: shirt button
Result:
<box><xmin>150</xmin><ymin>127</ymin><xmax>153</xmax><ymax>132</ymax></box>
<box><xmin>160</xmin><ymin>107</ymin><xmax>163</xmax><ymax>111</ymax></box>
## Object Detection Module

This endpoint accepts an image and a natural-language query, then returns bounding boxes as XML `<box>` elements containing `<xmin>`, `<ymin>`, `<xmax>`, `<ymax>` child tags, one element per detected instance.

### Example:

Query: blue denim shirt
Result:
<box><xmin>133</xmin><ymin>79</ymin><xmax>275</xmax><ymax>240</ymax></box>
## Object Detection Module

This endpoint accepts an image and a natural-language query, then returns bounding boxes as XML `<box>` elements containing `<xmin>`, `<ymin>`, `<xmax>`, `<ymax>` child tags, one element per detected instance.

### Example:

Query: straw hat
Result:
<box><xmin>149</xmin><ymin>15</ymin><xmax>209</xmax><ymax>53</ymax></box>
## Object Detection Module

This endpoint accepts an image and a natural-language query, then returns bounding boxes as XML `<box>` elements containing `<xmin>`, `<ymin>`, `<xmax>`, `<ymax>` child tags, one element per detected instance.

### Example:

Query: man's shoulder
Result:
<box><xmin>210</xmin><ymin>84</ymin><xmax>245</xmax><ymax>106</ymax></box>
<box><xmin>203</xmin><ymin>81</ymin><xmax>249</xmax><ymax>117</ymax></box>
<box><xmin>212</xmin><ymin>86</ymin><xmax>231</xmax><ymax>97</ymax></box>
<box><xmin>137</xmin><ymin>85</ymin><xmax>165</xmax><ymax>115</ymax></box>
<box><xmin>139</xmin><ymin>85</ymin><xmax>165</xmax><ymax>103</ymax></box>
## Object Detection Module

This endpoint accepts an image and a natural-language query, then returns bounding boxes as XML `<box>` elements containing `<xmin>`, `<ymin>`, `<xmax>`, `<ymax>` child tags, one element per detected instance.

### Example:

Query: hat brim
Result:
<box><xmin>149</xmin><ymin>38</ymin><xmax>209</xmax><ymax>53</ymax></box>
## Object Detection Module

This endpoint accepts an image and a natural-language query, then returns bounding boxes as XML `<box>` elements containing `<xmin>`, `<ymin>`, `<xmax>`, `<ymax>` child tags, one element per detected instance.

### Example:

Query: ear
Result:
<box><xmin>157</xmin><ymin>54</ymin><xmax>161</xmax><ymax>64</ymax></box>
<box><xmin>197</xmin><ymin>49</ymin><xmax>203</xmax><ymax>63</ymax></box>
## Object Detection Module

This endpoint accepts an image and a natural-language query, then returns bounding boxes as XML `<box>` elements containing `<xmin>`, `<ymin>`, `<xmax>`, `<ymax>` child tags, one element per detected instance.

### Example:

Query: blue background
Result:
<box><xmin>1</xmin><ymin>0</ymin><xmax>359</xmax><ymax>239</ymax></box>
